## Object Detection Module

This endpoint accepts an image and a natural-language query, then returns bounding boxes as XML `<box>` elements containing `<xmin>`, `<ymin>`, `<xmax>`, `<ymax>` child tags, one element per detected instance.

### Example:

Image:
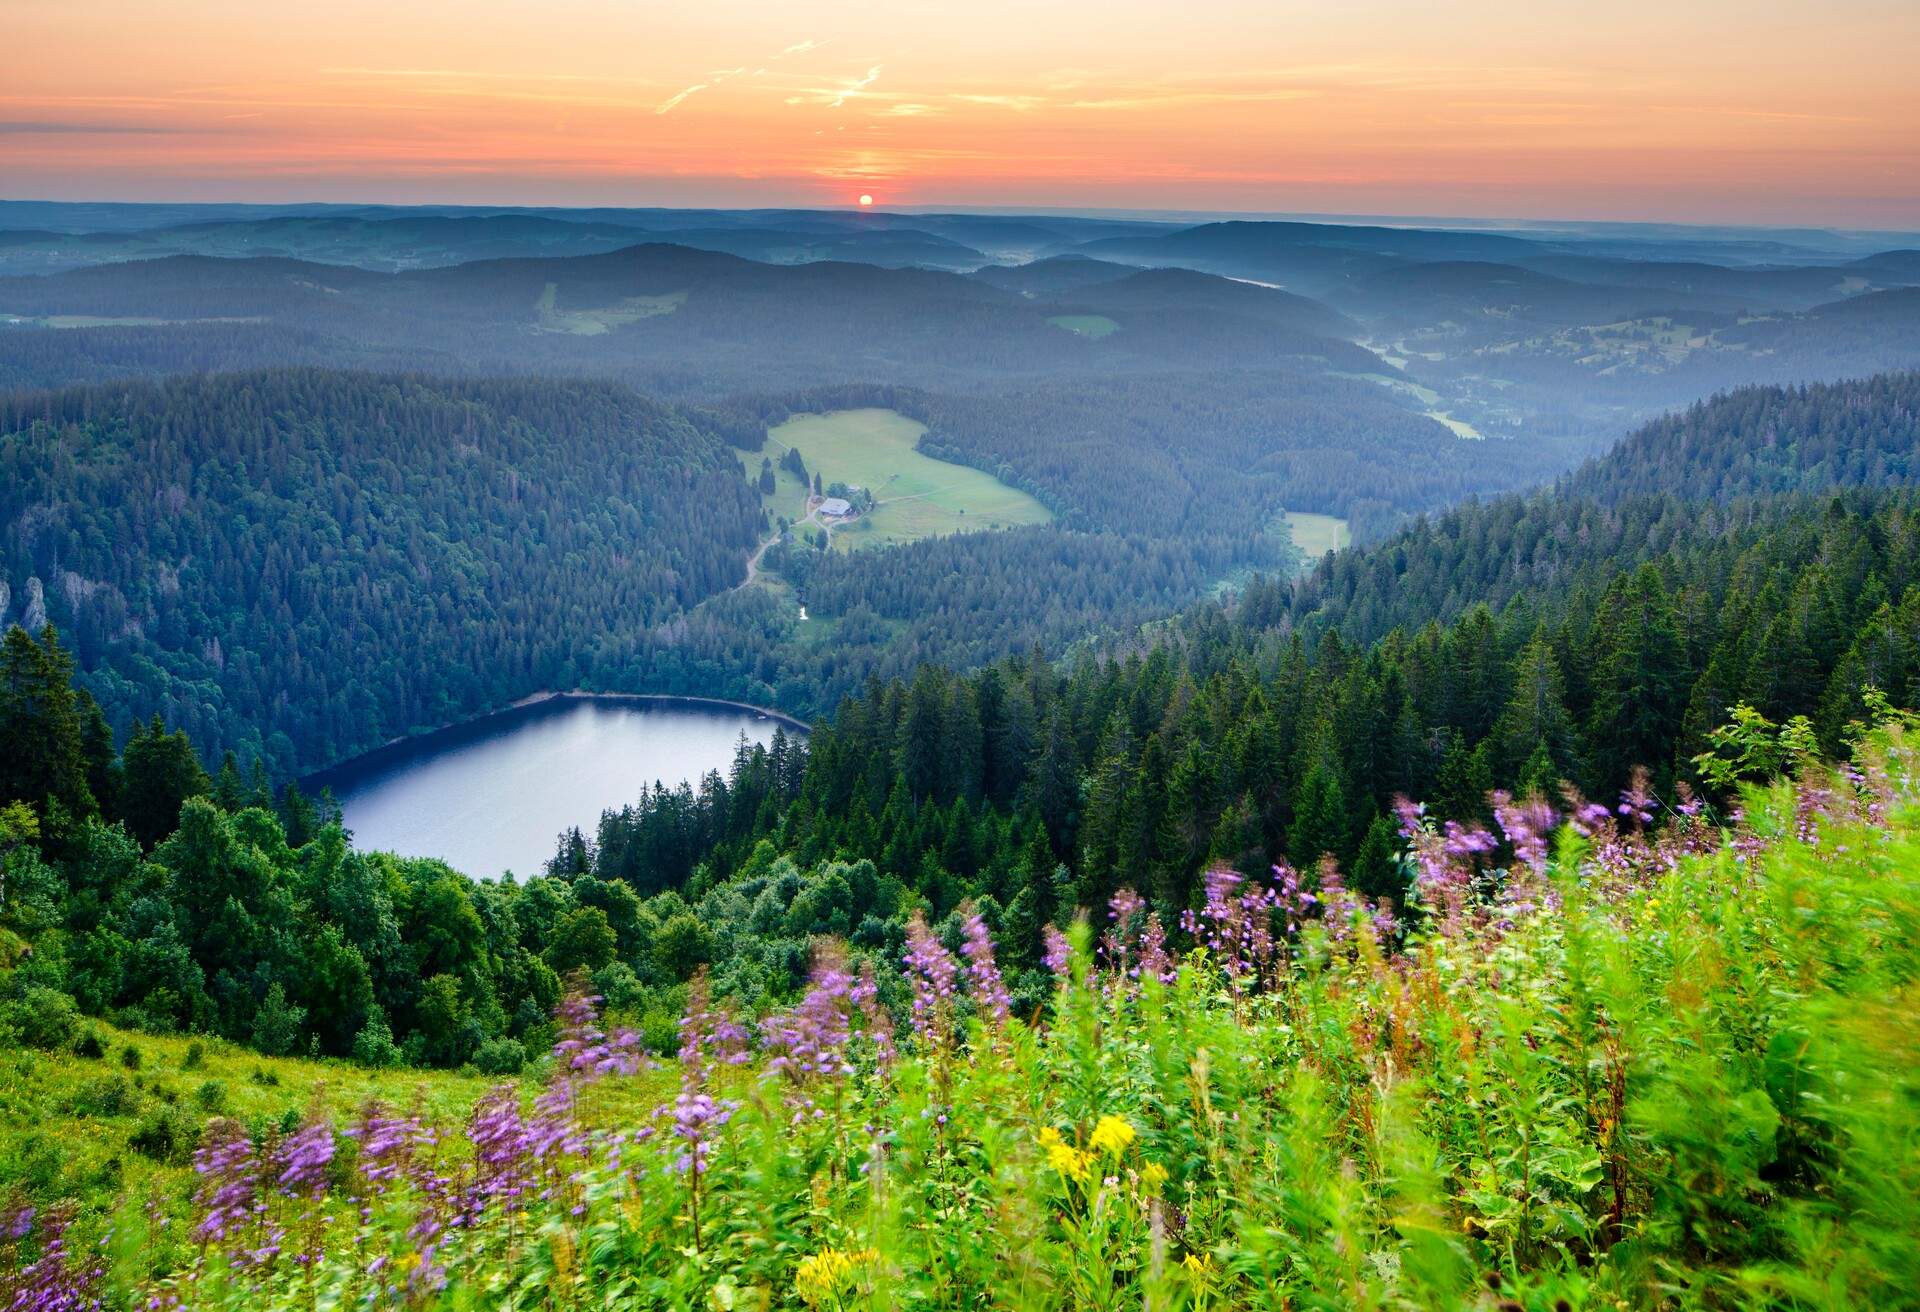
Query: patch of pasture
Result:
<box><xmin>767</xmin><ymin>408</ymin><xmax>1053</xmax><ymax>552</ymax></box>
<box><xmin>1047</xmin><ymin>314</ymin><xmax>1120</xmax><ymax>339</ymax></box>
<box><xmin>1283</xmin><ymin>511</ymin><xmax>1351</xmax><ymax>564</ymax></box>
<box><xmin>534</xmin><ymin>283</ymin><xmax>685</xmax><ymax>335</ymax></box>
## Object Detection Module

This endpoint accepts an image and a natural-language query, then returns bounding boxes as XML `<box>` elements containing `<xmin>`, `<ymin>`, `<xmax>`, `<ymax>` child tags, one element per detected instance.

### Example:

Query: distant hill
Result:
<box><xmin>1040</xmin><ymin>267</ymin><xmax>1355</xmax><ymax>337</ymax></box>
<box><xmin>1072</xmin><ymin>219</ymin><xmax>1545</xmax><ymax>294</ymax></box>
<box><xmin>0</xmin><ymin>243</ymin><xmax>1382</xmax><ymax>396</ymax></box>
<box><xmin>969</xmin><ymin>256</ymin><xmax>1138</xmax><ymax>295</ymax></box>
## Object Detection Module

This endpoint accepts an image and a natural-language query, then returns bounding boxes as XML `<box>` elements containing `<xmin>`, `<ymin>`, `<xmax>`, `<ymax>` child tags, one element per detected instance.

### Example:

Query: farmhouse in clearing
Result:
<box><xmin>818</xmin><ymin>496</ymin><xmax>854</xmax><ymax>518</ymax></box>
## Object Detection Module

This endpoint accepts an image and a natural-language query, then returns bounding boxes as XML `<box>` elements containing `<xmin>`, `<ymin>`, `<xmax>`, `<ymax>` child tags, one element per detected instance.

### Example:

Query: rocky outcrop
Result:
<box><xmin>20</xmin><ymin>577</ymin><xmax>46</xmax><ymax>633</ymax></box>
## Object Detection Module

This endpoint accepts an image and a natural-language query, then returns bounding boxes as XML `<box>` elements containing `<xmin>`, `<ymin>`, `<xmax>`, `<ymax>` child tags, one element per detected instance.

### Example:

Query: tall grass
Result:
<box><xmin>7</xmin><ymin>737</ymin><xmax>1919</xmax><ymax>1310</ymax></box>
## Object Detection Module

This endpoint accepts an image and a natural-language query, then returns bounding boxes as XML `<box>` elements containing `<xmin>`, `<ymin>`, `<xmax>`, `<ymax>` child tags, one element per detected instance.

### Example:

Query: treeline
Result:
<box><xmin>0</xmin><ymin>369</ymin><xmax>764</xmax><ymax>773</ymax></box>
<box><xmin>1560</xmin><ymin>370</ymin><xmax>1920</xmax><ymax>505</ymax></box>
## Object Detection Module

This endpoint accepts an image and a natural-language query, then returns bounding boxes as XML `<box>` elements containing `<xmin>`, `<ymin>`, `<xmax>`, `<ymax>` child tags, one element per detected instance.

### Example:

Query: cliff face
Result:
<box><xmin>20</xmin><ymin>577</ymin><xmax>45</xmax><ymax>632</ymax></box>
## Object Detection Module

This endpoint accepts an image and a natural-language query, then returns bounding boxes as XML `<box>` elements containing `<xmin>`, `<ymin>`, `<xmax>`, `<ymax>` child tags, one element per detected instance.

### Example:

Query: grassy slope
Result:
<box><xmin>0</xmin><ymin>1023</ymin><xmax>681</xmax><ymax>1242</ymax></box>
<box><xmin>1282</xmin><ymin>510</ymin><xmax>1351</xmax><ymax>561</ymax></box>
<box><xmin>1046</xmin><ymin>314</ymin><xmax>1121</xmax><ymax>339</ymax></box>
<box><xmin>767</xmin><ymin>408</ymin><xmax>1053</xmax><ymax>552</ymax></box>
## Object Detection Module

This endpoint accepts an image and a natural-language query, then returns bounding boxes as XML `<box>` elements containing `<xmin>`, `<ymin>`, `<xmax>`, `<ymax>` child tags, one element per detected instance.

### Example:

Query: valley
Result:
<box><xmin>1</xmin><ymin>198</ymin><xmax>1918</xmax><ymax>1312</ymax></box>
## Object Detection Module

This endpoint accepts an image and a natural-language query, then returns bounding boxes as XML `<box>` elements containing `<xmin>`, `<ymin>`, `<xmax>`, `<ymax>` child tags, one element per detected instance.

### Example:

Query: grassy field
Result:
<box><xmin>534</xmin><ymin>283</ymin><xmax>684</xmax><ymax>335</ymax></box>
<box><xmin>767</xmin><ymin>408</ymin><xmax>1052</xmax><ymax>551</ymax></box>
<box><xmin>1281</xmin><ymin>510</ymin><xmax>1350</xmax><ymax>562</ymax></box>
<box><xmin>0</xmin><ymin>1018</ymin><xmax>683</xmax><ymax>1246</ymax></box>
<box><xmin>1046</xmin><ymin>313</ymin><xmax>1120</xmax><ymax>339</ymax></box>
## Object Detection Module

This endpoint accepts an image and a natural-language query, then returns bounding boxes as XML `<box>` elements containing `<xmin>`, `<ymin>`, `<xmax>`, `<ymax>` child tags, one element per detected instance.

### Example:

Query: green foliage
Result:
<box><xmin>9</xmin><ymin>752</ymin><xmax>1919</xmax><ymax>1309</ymax></box>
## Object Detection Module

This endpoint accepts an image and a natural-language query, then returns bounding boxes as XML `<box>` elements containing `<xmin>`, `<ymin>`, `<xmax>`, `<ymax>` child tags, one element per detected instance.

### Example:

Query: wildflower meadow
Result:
<box><xmin>6</xmin><ymin>733</ymin><xmax>1920</xmax><ymax>1311</ymax></box>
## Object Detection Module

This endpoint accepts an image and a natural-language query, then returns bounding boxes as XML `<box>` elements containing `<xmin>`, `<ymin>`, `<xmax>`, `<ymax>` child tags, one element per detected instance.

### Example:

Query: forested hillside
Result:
<box><xmin>1289</xmin><ymin>373</ymin><xmax>1920</xmax><ymax>641</ymax></box>
<box><xmin>1560</xmin><ymin>370</ymin><xmax>1920</xmax><ymax>504</ymax></box>
<box><xmin>0</xmin><ymin>370</ymin><xmax>764</xmax><ymax>771</ymax></box>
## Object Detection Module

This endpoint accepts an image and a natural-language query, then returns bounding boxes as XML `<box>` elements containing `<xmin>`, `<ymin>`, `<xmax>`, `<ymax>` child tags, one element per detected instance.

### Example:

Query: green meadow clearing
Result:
<box><xmin>766</xmin><ymin>408</ymin><xmax>1053</xmax><ymax>551</ymax></box>
<box><xmin>533</xmin><ymin>283</ymin><xmax>685</xmax><ymax>335</ymax></box>
<box><xmin>1281</xmin><ymin>510</ymin><xmax>1350</xmax><ymax>563</ymax></box>
<box><xmin>1046</xmin><ymin>313</ymin><xmax>1120</xmax><ymax>339</ymax></box>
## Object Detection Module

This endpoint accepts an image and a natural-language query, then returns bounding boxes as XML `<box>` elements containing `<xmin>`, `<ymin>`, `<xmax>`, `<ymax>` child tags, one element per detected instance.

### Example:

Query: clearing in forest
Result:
<box><xmin>1283</xmin><ymin>511</ymin><xmax>1350</xmax><ymax>563</ymax></box>
<box><xmin>534</xmin><ymin>283</ymin><xmax>685</xmax><ymax>334</ymax></box>
<box><xmin>766</xmin><ymin>408</ymin><xmax>1052</xmax><ymax>551</ymax></box>
<box><xmin>1046</xmin><ymin>313</ymin><xmax>1120</xmax><ymax>339</ymax></box>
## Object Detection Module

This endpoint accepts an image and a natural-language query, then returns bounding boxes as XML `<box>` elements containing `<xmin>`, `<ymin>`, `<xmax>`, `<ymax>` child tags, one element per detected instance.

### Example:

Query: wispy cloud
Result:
<box><xmin>831</xmin><ymin>66</ymin><xmax>882</xmax><ymax>108</ymax></box>
<box><xmin>776</xmin><ymin>39</ymin><xmax>827</xmax><ymax>59</ymax></box>
<box><xmin>655</xmin><ymin>84</ymin><xmax>708</xmax><ymax>115</ymax></box>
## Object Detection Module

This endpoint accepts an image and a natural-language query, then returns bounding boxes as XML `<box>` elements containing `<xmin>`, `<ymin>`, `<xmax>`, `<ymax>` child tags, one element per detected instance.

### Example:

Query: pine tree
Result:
<box><xmin>0</xmin><ymin>624</ymin><xmax>94</xmax><ymax>818</ymax></box>
<box><xmin>121</xmin><ymin>716</ymin><xmax>211</xmax><ymax>849</ymax></box>
<box><xmin>1288</xmin><ymin>763</ymin><xmax>1349</xmax><ymax>868</ymax></box>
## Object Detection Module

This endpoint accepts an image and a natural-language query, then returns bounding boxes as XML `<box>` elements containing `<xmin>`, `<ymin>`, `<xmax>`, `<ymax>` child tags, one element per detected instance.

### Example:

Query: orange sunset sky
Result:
<box><xmin>4</xmin><ymin>0</ymin><xmax>1917</xmax><ymax>226</ymax></box>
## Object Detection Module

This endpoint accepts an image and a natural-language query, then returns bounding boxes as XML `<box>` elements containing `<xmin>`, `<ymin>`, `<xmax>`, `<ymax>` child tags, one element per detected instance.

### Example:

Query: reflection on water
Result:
<box><xmin>306</xmin><ymin>696</ymin><xmax>796</xmax><ymax>879</ymax></box>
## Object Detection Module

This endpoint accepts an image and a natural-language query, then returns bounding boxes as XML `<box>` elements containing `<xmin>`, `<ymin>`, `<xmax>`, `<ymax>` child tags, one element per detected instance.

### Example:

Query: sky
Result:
<box><xmin>4</xmin><ymin>0</ymin><xmax>1918</xmax><ymax>228</ymax></box>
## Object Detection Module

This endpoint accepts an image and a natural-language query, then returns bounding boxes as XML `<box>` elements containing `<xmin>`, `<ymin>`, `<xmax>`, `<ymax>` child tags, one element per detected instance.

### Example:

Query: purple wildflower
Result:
<box><xmin>192</xmin><ymin>1118</ymin><xmax>260</xmax><ymax>1247</ymax></box>
<box><xmin>1041</xmin><ymin>925</ymin><xmax>1072</xmax><ymax>983</ymax></box>
<box><xmin>850</xmin><ymin>959</ymin><xmax>896</xmax><ymax>1067</ymax></box>
<box><xmin>0</xmin><ymin>1206</ymin><xmax>103</xmax><ymax>1312</ymax></box>
<box><xmin>1492</xmin><ymin>791</ymin><xmax>1556</xmax><ymax>874</ymax></box>
<box><xmin>551</xmin><ymin>986</ymin><xmax>644</xmax><ymax>1080</ymax></box>
<box><xmin>275</xmin><ymin>1117</ymin><xmax>334</xmax><ymax>1199</ymax></box>
<box><xmin>467</xmin><ymin>1085</ymin><xmax>533</xmax><ymax>1216</ymax></box>
<box><xmin>763</xmin><ymin>942</ymin><xmax>858</xmax><ymax>1081</ymax></box>
<box><xmin>661</xmin><ymin>1088</ymin><xmax>734</xmax><ymax>1176</ymax></box>
<box><xmin>902</xmin><ymin>912</ymin><xmax>960</xmax><ymax>1049</ymax></box>
<box><xmin>959</xmin><ymin>905</ymin><xmax>1012</xmax><ymax>1024</ymax></box>
<box><xmin>678</xmin><ymin>969</ymin><xmax>750</xmax><ymax>1080</ymax></box>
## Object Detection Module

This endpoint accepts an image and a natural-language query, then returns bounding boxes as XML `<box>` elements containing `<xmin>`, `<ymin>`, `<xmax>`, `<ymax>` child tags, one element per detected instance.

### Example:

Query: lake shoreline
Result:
<box><xmin>505</xmin><ymin>689</ymin><xmax>811</xmax><ymax>733</ymax></box>
<box><xmin>303</xmin><ymin>690</ymin><xmax>809</xmax><ymax>790</ymax></box>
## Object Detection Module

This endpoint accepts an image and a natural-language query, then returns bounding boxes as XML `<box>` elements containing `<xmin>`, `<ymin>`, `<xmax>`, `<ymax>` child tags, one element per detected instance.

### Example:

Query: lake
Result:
<box><xmin>306</xmin><ymin>695</ymin><xmax>802</xmax><ymax>879</ymax></box>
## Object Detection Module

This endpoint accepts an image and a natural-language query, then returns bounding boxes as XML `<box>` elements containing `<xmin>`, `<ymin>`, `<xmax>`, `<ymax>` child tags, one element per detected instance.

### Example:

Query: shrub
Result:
<box><xmin>119</xmin><ymin>1043</ymin><xmax>142</xmax><ymax>1070</ymax></box>
<box><xmin>350</xmin><ymin>1014</ymin><xmax>402</xmax><ymax>1069</ymax></box>
<box><xmin>472</xmin><ymin>1037</ymin><xmax>527</xmax><ymax>1076</ymax></box>
<box><xmin>181</xmin><ymin>1040</ymin><xmax>205</xmax><ymax>1071</ymax></box>
<box><xmin>127</xmin><ymin>1104</ymin><xmax>198</xmax><ymax>1164</ymax></box>
<box><xmin>66</xmin><ymin>1074</ymin><xmax>141</xmax><ymax>1118</ymax></box>
<box><xmin>194</xmin><ymin>1080</ymin><xmax>227</xmax><ymax>1113</ymax></box>
<box><xmin>3</xmin><ymin>985</ymin><xmax>78</xmax><ymax>1050</ymax></box>
<box><xmin>72</xmin><ymin>1029</ymin><xmax>106</xmax><ymax>1060</ymax></box>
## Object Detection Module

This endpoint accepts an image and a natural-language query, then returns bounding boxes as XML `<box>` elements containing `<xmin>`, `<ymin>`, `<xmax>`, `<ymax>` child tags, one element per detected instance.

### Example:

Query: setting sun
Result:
<box><xmin>858</xmin><ymin>195</ymin><xmax>874</xmax><ymax>207</ymax></box>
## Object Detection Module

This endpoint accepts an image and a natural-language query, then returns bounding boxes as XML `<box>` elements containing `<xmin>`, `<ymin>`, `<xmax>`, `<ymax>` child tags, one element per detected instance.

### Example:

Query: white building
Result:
<box><xmin>818</xmin><ymin>496</ymin><xmax>853</xmax><ymax>518</ymax></box>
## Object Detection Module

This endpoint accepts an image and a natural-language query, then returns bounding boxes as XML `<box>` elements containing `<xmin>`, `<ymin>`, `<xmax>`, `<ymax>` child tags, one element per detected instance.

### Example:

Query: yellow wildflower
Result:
<box><xmin>1182</xmin><ymin>1251</ymin><xmax>1214</xmax><ymax>1275</ymax></box>
<box><xmin>1140</xmin><ymin>1162</ymin><xmax>1169</xmax><ymax>1193</ymax></box>
<box><xmin>1090</xmin><ymin>1114</ymin><xmax>1136</xmax><ymax>1157</ymax></box>
<box><xmin>1038</xmin><ymin>1123</ymin><xmax>1097</xmax><ymax>1181</ymax></box>
<box><xmin>795</xmin><ymin>1246</ymin><xmax>879</xmax><ymax>1307</ymax></box>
